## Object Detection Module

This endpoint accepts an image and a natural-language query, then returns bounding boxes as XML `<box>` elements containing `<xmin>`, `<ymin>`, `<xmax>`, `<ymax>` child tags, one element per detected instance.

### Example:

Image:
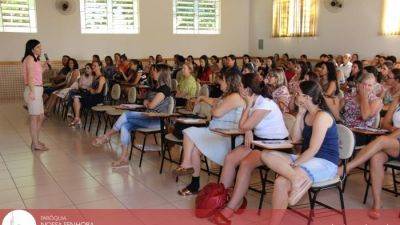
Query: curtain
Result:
<box><xmin>272</xmin><ymin>0</ymin><xmax>317</xmax><ymax>37</ymax></box>
<box><xmin>381</xmin><ymin>0</ymin><xmax>400</xmax><ymax>36</ymax></box>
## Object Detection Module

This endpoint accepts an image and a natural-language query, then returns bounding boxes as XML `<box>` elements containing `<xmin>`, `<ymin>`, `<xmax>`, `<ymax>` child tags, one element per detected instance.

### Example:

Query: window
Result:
<box><xmin>0</xmin><ymin>0</ymin><xmax>37</xmax><ymax>33</ymax></box>
<box><xmin>272</xmin><ymin>0</ymin><xmax>317</xmax><ymax>37</ymax></box>
<box><xmin>381</xmin><ymin>0</ymin><xmax>400</xmax><ymax>36</ymax></box>
<box><xmin>80</xmin><ymin>0</ymin><xmax>139</xmax><ymax>34</ymax></box>
<box><xmin>173</xmin><ymin>0</ymin><xmax>221</xmax><ymax>34</ymax></box>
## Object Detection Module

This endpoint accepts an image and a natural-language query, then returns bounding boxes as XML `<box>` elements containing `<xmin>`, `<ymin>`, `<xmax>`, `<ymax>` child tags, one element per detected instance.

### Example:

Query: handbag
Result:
<box><xmin>195</xmin><ymin>182</ymin><xmax>229</xmax><ymax>218</ymax></box>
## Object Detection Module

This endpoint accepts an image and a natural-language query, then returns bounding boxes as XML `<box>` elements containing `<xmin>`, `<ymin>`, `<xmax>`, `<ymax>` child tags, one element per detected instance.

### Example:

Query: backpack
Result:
<box><xmin>195</xmin><ymin>182</ymin><xmax>229</xmax><ymax>218</ymax></box>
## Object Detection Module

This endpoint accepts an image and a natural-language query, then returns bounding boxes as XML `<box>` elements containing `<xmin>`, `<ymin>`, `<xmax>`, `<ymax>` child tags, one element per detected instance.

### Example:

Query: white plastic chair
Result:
<box><xmin>307</xmin><ymin>124</ymin><xmax>355</xmax><ymax>225</ymax></box>
<box><xmin>127</xmin><ymin>87</ymin><xmax>137</xmax><ymax>104</ymax></box>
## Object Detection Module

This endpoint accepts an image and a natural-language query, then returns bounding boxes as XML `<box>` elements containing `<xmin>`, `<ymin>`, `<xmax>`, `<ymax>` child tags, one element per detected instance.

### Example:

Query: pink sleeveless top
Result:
<box><xmin>23</xmin><ymin>57</ymin><xmax>43</xmax><ymax>86</ymax></box>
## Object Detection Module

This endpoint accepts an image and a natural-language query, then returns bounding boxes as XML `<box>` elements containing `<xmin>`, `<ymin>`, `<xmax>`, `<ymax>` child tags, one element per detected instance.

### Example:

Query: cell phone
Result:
<box><xmin>44</xmin><ymin>53</ymin><xmax>49</xmax><ymax>61</ymax></box>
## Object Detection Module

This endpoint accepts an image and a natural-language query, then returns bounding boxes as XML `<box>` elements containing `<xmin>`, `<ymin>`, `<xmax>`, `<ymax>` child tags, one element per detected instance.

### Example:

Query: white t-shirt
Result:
<box><xmin>250</xmin><ymin>95</ymin><xmax>289</xmax><ymax>139</ymax></box>
<box><xmin>393</xmin><ymin>105</ymin><xmax>400</xmax><ymax>128</ymax></box>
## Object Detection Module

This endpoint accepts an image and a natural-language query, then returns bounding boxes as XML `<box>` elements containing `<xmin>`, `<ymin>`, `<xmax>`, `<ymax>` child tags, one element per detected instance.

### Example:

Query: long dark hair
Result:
<box><xmin>241</xmin><ymin>73</ymin><xmax>272</xmax><ymax>99</ymax></box>
<box><xmin>299</xmin><ymin>80</ymin><xmax>331</xmax><ymax>113</ymax></box>
<box><xmin>198</xmin><ymin>55</ymin><xmax>210</xmax><ymax>75</ymax></box>
<box><xmin>220</xmin><ymin>70</ymin><xmax>241</xmax><ymax>97</ymax></box>
<box><xmin>69</xmin><ymin>58</ymin><xmax>79</xmax><ymax>70</ymax></box>
<box><xmin>22</xmin><ymin>39</ymin><xmax>40</xmax><ymax>62</ymax></box>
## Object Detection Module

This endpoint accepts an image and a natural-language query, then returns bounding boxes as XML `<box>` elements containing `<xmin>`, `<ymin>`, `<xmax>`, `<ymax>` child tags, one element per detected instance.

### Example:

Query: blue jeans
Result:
<box><xmin>113</xmin><ymin>111</ymin><xmax>159</xmax><ymax>146</ymax></box>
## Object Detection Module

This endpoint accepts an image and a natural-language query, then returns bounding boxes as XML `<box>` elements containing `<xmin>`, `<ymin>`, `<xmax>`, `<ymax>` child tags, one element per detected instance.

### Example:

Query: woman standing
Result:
<box><xmin>22</xmin><ymin>39</ymin><xmax>48</xmax><ymax>151</ymax></box>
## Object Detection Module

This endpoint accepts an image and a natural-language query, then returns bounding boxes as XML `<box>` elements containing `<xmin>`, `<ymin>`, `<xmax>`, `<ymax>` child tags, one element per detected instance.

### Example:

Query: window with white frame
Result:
<box><xmin>173</xmin><ymin>0</ymin><xmax>220</xmax><ymax>34</ymax></box>
<box><xmin>0</xmin><ymin>0</ymin><xmax>37</xmax><ymax>33</ymax></box>
<box><xmin>80</xmin><ymin>0</ymin><xmax>139</xmax><ymax>34</ymax></box>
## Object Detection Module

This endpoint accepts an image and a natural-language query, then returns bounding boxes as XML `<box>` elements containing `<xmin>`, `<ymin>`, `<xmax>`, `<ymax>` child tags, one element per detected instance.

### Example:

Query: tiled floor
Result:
<box><xmin>0</xmin><ymin>101</ymin><xmax>399</xmax><ymax>218</ymax></box>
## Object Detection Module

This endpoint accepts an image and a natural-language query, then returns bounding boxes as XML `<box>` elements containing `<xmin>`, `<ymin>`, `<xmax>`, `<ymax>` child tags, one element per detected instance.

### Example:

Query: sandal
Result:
<box><xmin>209</xmin><ymin>210</ymin><xmax>232</xmax><ymax>225</ymax></box>
<box><xmin>177</xmin><ymin>187</ymin><xmax>198</xmax><ymax>196</ymax></box>
<box><xmin>234</xmin><ymin>197</ymin><xmax>247</xmax><ymax>215</ymax></box>
<box><xmin>31</xmin><ymin>144</ymin><xmax>49</xmax><ymax>151</ymax></box>
<box><xmin>68</xmin><ymin>120</ymin><xmax>82</xmax><ymax>128</ymax></box>
<box><xmin>288</xmin><ymin>177</ymin><xmax>312</xmax><ymax>206</ymax></box>
<box><xmin>367</xmin><ymin>208</ymin><xmax>381</xmax><ymax>220</ymax></box>
<box><xmin>172</xmin><ymin>167</ymin><xmax>195</xmax><ymax>176</ymax></box>
<box><xmin>111</xmin><ymin>160</ymin><xmax>129</xmax><ymax>168</ymax></box>
<box><xmin>92</xmin><ymin>135</ymin><xmax>111</xmax><ymax>147</ymax></box>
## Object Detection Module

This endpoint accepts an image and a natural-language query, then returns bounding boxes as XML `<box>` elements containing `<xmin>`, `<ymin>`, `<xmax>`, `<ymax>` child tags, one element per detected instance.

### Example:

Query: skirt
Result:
<box><xmin>24</xmin><ymin>86</ymin><xmax>44</xmax><ymax>115</ymax></box>
<box><xmin>183</xmin><ymin>127</ymin><xmax>243</xmax><ymax>165</ymax></box>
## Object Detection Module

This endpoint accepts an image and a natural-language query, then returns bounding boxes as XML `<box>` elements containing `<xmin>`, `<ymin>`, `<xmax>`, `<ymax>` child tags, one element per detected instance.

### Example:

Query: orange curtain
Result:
<box><xmin>381</xmin><ymin>0</ymin><xmax>400</xmax><ymax>36</ymax></box>
<box><xmin>272</xmin><ymin>0</ymin><xmax>318</xmax><ymax>37</ymax></box>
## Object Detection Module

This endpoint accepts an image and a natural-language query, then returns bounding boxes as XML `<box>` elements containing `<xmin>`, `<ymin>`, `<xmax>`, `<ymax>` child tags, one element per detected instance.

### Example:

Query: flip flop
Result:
<box><xmin>177</xmin><ymin>187</ymin><xmax>198</xmax><ymax>196</ymax></box>
<box><xmin>367</xmin><ymin>209</ymin><xmax>381</xmax><ymax>220</ymax></box>
<box><xmin>209</xmin><ymin>210</ymin><xmax>232</xmax><ymax>225</ymax></box>
<box><xmin>172</xmin><ymin>167</ymin><xmax>195</xmax><ymax>176</ymax></box>
<box><xmin>288</xmin><ymin>177</ymin><xmax>312</xmax><ymax>206</ymax></box>
<box><xmin>111</xmin><ymin>160</ymin><xmax>129</xmax><ymax>168</ymax></box>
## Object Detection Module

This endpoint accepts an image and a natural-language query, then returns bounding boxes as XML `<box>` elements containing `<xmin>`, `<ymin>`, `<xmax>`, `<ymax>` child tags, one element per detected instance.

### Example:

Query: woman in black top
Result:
<box><xmin>70</xmin><ymin>61</ymin><xmax>106</xmax><ymax>127</ymax></box>
<box><xmin>92</xmin><ymin>64</ymin><xmax>172</xmax><ymax>168</ymax></box>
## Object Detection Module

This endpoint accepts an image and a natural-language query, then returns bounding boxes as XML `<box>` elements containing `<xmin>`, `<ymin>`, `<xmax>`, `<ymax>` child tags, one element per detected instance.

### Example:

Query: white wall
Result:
<box><xmin>0</xmin><ymin>0</ymin><xmax>250</xmax><ymax>61</ymax></box>
<box><xmin>249</xmin><ymin>0</ymin><xmax>400</xmax><ymax>59</ymax></box>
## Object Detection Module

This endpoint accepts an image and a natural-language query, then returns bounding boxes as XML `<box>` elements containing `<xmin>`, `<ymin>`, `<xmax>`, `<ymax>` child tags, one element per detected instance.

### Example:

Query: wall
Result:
<box><xmin>0</xmin><ymin>0</ymin><xmax>250</xmax><ymax>61</ymax></box>
<box><xmin>249</xmin><ymin>0</ymin><xmax>400</xmax><ymax>59</ymax></box>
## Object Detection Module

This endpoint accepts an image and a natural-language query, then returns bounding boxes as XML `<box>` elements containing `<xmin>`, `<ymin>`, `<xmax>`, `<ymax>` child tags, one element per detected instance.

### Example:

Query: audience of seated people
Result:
<box><xmin>42</xmin><ymin>51</ymin><xmax>400</xmax><ymax>223</ymax></box>
<box><xmin>92</xmin><ymin>64</ymin><xmax>172</xmax><ymax>167</ymax></box>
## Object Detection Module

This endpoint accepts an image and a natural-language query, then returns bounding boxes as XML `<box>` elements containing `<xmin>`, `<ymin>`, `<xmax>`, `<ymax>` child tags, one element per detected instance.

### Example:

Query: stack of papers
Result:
<box><xmin>353</xmin><ymin>126</ymin><xmax>388</xmax><ymax>133</ymax></box>
<box><xmin>176</xmin><ymin>118</ymin><xmax>206</xmax><ymax>124</ymax></box>
<box><xmin>118</xmin><ymin>104</ymin><xmax>144</xmax><ymax>109</ymax></box>
<box><xmin>252</xmin><ymin>140</ymin><xmax>294</xmax><ymax>149</ymax></box>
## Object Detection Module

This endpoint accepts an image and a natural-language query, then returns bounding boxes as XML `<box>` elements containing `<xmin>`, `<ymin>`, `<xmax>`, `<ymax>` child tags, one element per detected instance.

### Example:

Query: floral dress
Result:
<box><xmin>342</xmin><ymin>92</ymin><xmax>382</xmax><ymax>128</ymax></box>
<box><xmin>272</xmin><ymin>85</ymin><xmax>291</xmax><ymax>113</ymax></box>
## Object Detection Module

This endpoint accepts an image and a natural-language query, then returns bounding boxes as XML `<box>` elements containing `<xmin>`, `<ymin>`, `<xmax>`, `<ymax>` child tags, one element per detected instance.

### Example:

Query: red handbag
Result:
<box><xmin>195</xmin><ymin>182</ymin><xmax>230</xmax><ymax>218</ymax></box>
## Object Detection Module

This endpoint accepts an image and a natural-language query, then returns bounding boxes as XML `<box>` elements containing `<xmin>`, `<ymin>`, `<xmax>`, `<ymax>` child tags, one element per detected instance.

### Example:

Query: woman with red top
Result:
<box><xmin>22</xmin><ymin>39</ymin><xmax>49</xmax><ymax>151</ymax></box>
<box><xmin>197</xmin><ymin>55</ymin><xmax>212</xmax><ymax>84</ymax></box>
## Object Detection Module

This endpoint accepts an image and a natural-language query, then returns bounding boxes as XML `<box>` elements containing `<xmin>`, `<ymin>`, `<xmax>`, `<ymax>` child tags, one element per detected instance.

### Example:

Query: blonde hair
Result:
<box><xmin>183</xmin><ymin>62</ymin><xmax>194</xmax><ymax>73</ymax></box>
<box><xmin>268</xmin><ymin>68</ymin><xmax>287</xmax><ymax>87</ymax></box>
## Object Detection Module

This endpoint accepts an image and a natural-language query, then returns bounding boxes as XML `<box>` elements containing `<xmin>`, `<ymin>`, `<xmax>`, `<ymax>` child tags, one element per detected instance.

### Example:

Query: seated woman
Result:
<box><xmin>103</xmin><ymin>56</ymin><xmax>116</xmax><ymax>80</ymax></box>
<box><xmin>175</xmin><ymin>63</ymin><xmax>198</xmax><ymax>107</ymax></box>
<box><xmin>69</xmin><ymin>61</ymin><xmax>106</xmax><ymax>127</ymax></box>
<box><xmin>172</xmin><ymin>71</ymin><xmax>245</xmax><ymax>195</ymax></box>
<box><xmin>44</xmin><ymin>58</ymin><xmax>80</xmax><ymax>116</ymax></box>
<box><xmin>92</xmin><ymin>64</ymin><xmax>172</xmax><ymax>168</ymax></box>
<box><xmin>315</xmin><ymin>61</ymin><xmax>339</xmax><ymax>97</ymax></box>
<box><xmin>346</xmin><ymin>60</ymin><xmax>363</xmax><ymax>87</ymax></box>
<box><xmin>121</xmin><ymin>59</ymin><xmax>144</xmax><ymax>96</ymax></box>
<box><xmin>197</xmin><ymin>55</ymin><xmax>212</xmax><ymax>84</ymax></box>
<box><xmin>381</xmin><ymin>64</ymin><xmax>396</xmax><ymax>105</ymax></box>
<box><xmin>338</xmin><ymin>69</ymin><xmax>400</xmax><ymax>219</ymax></box>
<box><xmin>266</xmin><ymin>68</ymin><xmax>291</xmax><ymax>113</ymax></box>
<box><xmin>341</xmin><ymin>72</ymin><xmax>383</xmax><ymax>145</ymax></box>
<box><xmin>68</xmin><ymin>63</ymin><xmax>93</xmax><ymax>98</ymax></box>
<box><xmin>261</xmin><ymin>80</ymin><xmax>339</xmax><ymax>225</ymax></box>
<box><xmin>209</xmin><ymin>73</ymin><xmax>289</xmax><ymax>224</ymax></box>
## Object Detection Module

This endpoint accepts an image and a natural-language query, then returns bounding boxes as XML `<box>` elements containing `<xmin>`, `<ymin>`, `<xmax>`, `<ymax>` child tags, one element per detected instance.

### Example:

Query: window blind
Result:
<box><xmin>173</xmin><ymin>0</ymin><xmax>220</xmax><ymax>34</ymax></box>
<box><xmin>0</xmin><ymin>0</ymin><xmax>37</xmax><ymax>33</ymax></box>
<box><xmin>80</xmin><ymin>0</ymin><xmax>139</xmax><ymax>34</ymax></box>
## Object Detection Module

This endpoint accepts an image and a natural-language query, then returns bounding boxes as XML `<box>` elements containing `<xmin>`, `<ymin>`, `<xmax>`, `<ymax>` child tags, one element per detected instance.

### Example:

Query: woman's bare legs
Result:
<box><xmin>180</xmin><ymin>134</ymin><xmax>197</xmax><ymax>168</ymax></box>
<box><xmin>219</xmin><ymin>150</ymin><xmax>262</xmax><ymax>218</ymax></box>
<box><xmin>268</xmin><ymin>176</ymin><xmax>291</xmax><ymax>225</ymax></box>
<box><xmin>219</xmin><ymin>146</ymin><xmax>253</xmax><ymax>188</ymax></box>
<box><xmin>370</xmin><ymin>152</ymin><xmax>388</xmax><ymax>211</ymax></box>
<box><xmin>261</xmin><ymin>151</ymin><xmax>311</xmax><ymax>225</ymax></box>
<box><xmin>72</xmin><ymin>97</ymin><xmax>81</xmax><ymax>123</ymax></box>
<box><xmin>339</xmin><ymin>136</ymin><xmax>399</xmax><ymax>174</ymax></box>
<box><xmin>30</xmin><ymin>113</ymin><xmax>46</xmax><ymax>149</ymax></box>
<box><xmin>45</xmin><ymin>94</ymin><xmax>58</xmax><ymax>114</ymax></box>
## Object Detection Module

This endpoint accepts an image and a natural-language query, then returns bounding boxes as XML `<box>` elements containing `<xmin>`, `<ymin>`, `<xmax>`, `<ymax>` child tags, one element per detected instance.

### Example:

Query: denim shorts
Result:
<box><xmin>289</xmin><ymin>154</ymin><xmax>338</xmax><ymax>183</ymax></box>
